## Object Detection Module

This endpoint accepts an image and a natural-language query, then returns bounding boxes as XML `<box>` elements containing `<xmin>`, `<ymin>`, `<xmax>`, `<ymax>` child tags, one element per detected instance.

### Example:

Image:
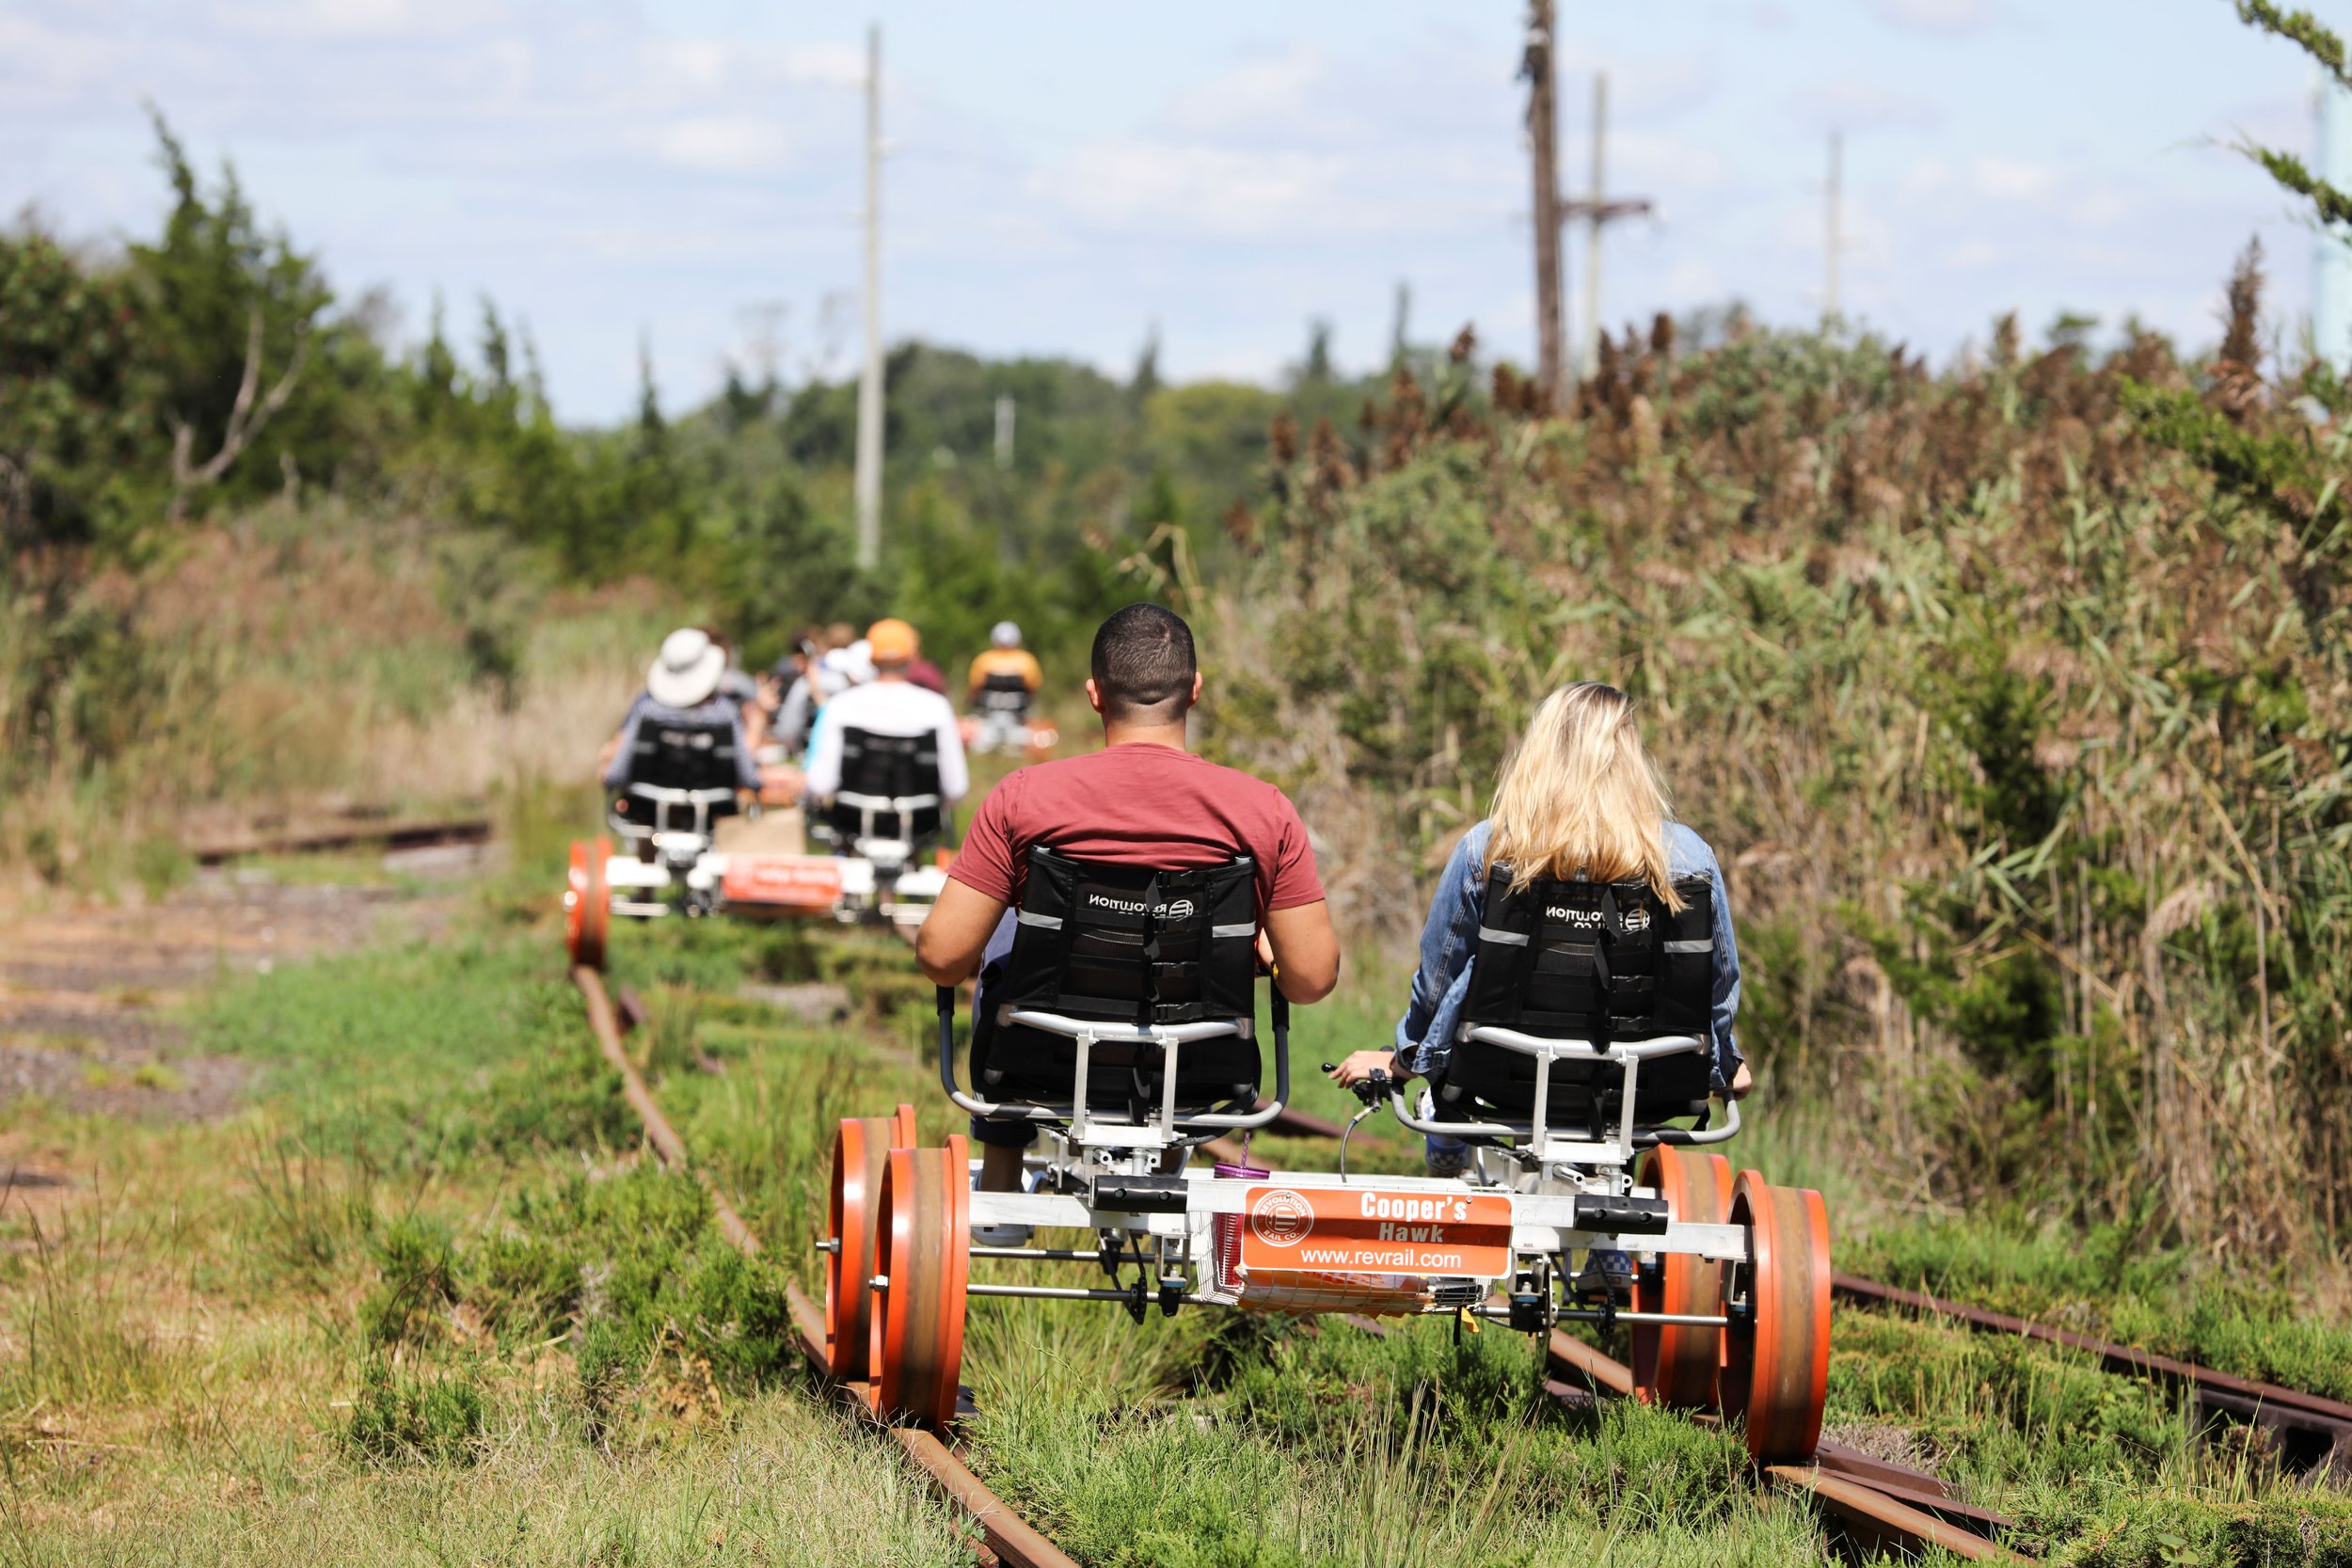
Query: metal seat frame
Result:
<box><xmin>1391</xmin><ymin>1025</ymin><xmax>1740</xmax><ymax>1193</ymax></box>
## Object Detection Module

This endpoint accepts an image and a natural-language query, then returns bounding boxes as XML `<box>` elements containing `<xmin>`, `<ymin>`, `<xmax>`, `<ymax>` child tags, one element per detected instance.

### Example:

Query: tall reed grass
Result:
<box><xmin>1</xmin><ymin>498</ymin><xmax>674</xmax><ymax>895</ymax></box>
<box><xmin>1206</xmin><ymin>303</ymin><xmax>2349</xmax><ymax>1257</ymax></box>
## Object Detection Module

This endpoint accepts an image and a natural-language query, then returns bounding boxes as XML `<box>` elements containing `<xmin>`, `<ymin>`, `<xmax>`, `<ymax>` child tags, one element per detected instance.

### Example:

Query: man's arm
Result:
<box><xmin>598</xmin><ymin>697</ymin><xmax>644</xmax><ymax>788</ymax></box>
<box><xmin>805</xmin><ymin>710</ymin><xmax>843</xmax><ymax>800</ymax></box>
<box><xmin>1263</xmin><ymin>900</ymin><xmax>1340</xmax><ymax>1004</ymax></box>
<box><xmin>916</xmin><ymin>878</ymin><xmax>1009</xmax><ymax>986</ymax></box>
<box><xmin>935</xmin><ymin>702</ymin><xmax>970</xmax><ymax>803</ymax></box>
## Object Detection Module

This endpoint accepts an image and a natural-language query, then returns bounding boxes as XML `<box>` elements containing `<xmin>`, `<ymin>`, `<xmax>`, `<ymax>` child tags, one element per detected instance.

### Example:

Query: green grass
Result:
<box><xmin>8</xmin><ymin>849</ymin><xmax>2350</xmax><ymax>1566</ymax></box>
<box><xmin>0</xmin><ymin>879</ymin><xmax>969</xmax><ymax>1566</ymax></box>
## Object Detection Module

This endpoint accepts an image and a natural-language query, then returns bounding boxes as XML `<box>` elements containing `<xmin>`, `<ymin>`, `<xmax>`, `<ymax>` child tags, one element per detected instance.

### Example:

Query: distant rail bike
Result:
<box><xmin>564</xmin><ymin>721</ymin><xmax>955</xmax><ymax>964</ymax></box>
<box><xmin>824</xmin><ymin>848</ymin><xmax>1831</xmax><ymax>1460</ymax></box>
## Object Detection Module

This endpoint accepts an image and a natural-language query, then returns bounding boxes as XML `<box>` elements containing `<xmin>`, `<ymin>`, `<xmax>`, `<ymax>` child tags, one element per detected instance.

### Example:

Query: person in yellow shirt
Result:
<box><xmin>965</xmin><ymin>621</ymin><xmax>1044</xmax><ymax>753</ymax></box>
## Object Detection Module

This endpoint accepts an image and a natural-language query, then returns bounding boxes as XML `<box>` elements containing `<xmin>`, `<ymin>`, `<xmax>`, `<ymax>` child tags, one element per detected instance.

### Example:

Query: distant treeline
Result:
<box><xmin>0</xmin><ymin>117</ymin><xmax>1419</xmax><ymax>682</ymax></box>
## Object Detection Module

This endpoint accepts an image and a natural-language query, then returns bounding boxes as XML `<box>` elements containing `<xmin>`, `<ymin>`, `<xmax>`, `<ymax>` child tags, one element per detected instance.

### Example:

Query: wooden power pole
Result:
<box><xmin>1524</xmin><ymin>0</ymin><xmax>1565</xmax><ymax>404</ymax></box>
<box><xmin>1561</xmin><ymin>71</ymin><xmax>1651</xmax><ymax>387</ymax></box>
<box><xmin>854</xmin><ymin>23</ymin><xmax>884</xmax><ymax>572</ymax></box>
<box><xmin>1824</xmin><ymin>129</ymin><xmax>1844</xmax><ymax>326</ymax></box>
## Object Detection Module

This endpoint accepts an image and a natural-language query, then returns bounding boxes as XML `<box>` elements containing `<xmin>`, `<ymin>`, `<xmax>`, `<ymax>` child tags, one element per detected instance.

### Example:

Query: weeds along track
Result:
<box><xmin>568</xmin><ymin>962</ymin><xmax>1077</xmax><ymax>1568</ymax></box>
<box><xmin>1539</xmin><ymin>1327</ymin><xmax>2016</xmax><ymax>1558</ymax></box>
<box><xmin>1826</xmin><ymin>1275</ymin><xmax>2352</xmax><ymax>1475</ymax></box>
<box><xmin>561</xmin><ymin>938</ymin><xmax>2044</xmax><ymax>1564</ymax></box>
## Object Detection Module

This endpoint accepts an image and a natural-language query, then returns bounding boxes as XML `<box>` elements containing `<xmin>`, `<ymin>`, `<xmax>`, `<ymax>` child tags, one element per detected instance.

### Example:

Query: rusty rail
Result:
<box><xmin>1833</xmin><ymin>1272</ymin><xmax>2352</xmax><ymax>1472</ymax></box>
<box><xmin>568</xmin><ymin>964</ymin><xmax>1077</xmax><ymax>1568</ymax></box>
<box><xmin>577</xmin><ymin>946</ymin><xmax>2042</xmax><ymax>1560</ymax></box>
<box><xmin>192</xmin><ymin>813</ymin><xmax>493</xmax><ymax>864</ymax></box>
<box><xmin>1540</xmin><ymin>1330</ymin><xmax>2020</xmax><ymax>1560</ymax></box>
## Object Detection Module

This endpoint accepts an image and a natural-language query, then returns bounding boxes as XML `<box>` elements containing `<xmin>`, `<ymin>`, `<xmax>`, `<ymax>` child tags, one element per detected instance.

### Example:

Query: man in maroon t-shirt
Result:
<box><xmin>917</xmin><ymin>603</ymin><xmax>1341</xmax><ymax>1196</ymax></box>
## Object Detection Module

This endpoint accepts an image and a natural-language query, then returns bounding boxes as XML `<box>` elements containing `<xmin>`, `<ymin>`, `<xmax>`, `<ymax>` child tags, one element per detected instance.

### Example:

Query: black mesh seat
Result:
<box><xmin>977</xmin><ymin>672</ymin><xmax>1031</xmax><ymax>716</ymax></box>
<box><xmin>1428</xmin><ymin>867</ymin><xmax>1718</xmax><ymax>1135</ymax></box>
<box><xmin>826</xmin><ymin>726</ymin><xmax>943</xmax><ymax>847</ymax></box>
<box><xmin>611</xmin><ymin>715</ymin><xmax>741</xmax><ymax>838</ymax></box>
<box><xmin>968</xmin><ymin>847</ymin><xmax>1264</xmax><ymax>1125</ymax></box>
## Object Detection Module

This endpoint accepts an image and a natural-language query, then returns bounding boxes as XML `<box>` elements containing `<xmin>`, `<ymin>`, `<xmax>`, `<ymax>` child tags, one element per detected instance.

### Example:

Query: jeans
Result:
<box><xmin>1421</xmin><ymin>1090</ymin><xmax>1470</xmax><ymax>1176</ymax></box>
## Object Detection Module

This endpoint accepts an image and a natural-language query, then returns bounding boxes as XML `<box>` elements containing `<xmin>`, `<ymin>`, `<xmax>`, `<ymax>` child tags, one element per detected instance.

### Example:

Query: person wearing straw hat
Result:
<box><xmin>596</xmin><ymin>626</ymin><xmax>763</xmax><ymax>796</ymax></box>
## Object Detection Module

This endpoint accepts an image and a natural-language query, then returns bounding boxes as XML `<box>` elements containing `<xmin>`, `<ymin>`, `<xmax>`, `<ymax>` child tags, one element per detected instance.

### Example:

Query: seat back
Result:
<box><xmin>972</xmin><ymin>847</ymin><xmax>1261</xmax><ymax>1122</ymax></box>
<box><xmin>977</xmin><ymin>671</ymin><xmax>1030</xmax><ymax>714</ymax></box>
<box><xmin>826</xmin><ymin>726</ymin><xmax>943</xmax><ymax>844</ymax></box>
<box><xmin>625</xmin><ymin>713</ymin><xmax>742</xmax><ymax>794</ymax></box>
<box><xmin>1432</xmin><ymin>866</ymin><xmax>1716</xmax><ymax>1132</ymax></box>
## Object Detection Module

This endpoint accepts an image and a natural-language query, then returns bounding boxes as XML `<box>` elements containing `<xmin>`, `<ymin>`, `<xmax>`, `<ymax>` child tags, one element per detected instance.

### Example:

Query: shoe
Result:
<box><xmin>1574</xmin><ymin>1247</ymin><xmax>1634</xmax><ymax>1300</ymax></box>
<box><xmin>971</xmin><ymin>1223</ymin><xmax>1033</xmax><ymax>1247</ymax></box>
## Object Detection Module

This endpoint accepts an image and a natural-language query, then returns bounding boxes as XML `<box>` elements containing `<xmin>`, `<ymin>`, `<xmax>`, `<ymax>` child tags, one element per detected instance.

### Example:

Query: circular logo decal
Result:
<box><xmin>1163</xmin><ymin>898</ymin><xmax>1197</xmax><ymax>922</ymax></box>
<box><xmin>1249</xmin><ymin>1188</ymin><xmax>1314</xmax><ymax>1248</ymax></box>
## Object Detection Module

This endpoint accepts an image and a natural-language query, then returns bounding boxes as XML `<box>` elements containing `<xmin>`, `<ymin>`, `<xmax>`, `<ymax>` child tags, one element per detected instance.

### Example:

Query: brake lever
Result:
<box><xmin>1318</xmin><ymin>1065</ymin><xmax>1395</xmax><ymax>1184</ymax></box>
<box><xmin>1319</xmin><ymin>1062</ymin><xmax>1394</xmax><ymax>1110</ymax></box>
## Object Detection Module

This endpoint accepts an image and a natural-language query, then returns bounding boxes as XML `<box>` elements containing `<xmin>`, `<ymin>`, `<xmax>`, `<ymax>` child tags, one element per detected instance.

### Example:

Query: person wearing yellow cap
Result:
<box><xmin>803</xmin><ymin>617</ymin><xmax>969</xmax><ymax>811</ymax></box>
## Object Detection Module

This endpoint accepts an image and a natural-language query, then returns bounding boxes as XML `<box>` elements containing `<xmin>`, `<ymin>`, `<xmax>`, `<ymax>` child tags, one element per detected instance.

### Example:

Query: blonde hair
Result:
<box><xmin>1484</xmin><ymin>682</ymin><xmax>1685</xmax><ymax>911</ymax></box>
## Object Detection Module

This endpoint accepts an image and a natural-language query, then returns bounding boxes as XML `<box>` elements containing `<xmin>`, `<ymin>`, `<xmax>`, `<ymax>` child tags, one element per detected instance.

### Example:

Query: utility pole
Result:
<box><xmin>1561</xmin><ymin>71</ymin><xmax>1651</xmax><ymax>386</ymax></box>
<box><xmin>2316</xmin><ymin>76</ymin><xmax>2352</xmax><ymax>372</ymax></box>
<box><xmin>853</xmin><ymin>22</ymin><xmax>883</xmax><ymax>572</ymax></box>
<box><xmin>1824</xmin><ymin>129</ymin><xmax>1843</xmax><ymax>327</ymax></box>
<box><xmin>1524</xmin><ymin>0</ymin><xmax>1565</xmax><ymax>404</ymax></box>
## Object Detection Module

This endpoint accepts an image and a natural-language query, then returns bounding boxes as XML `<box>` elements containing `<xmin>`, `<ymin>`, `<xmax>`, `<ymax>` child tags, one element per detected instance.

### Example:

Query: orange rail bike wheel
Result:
<box><xmin>824</xmin><ymin>1108</ymin><xmax>923</xmax><ymax>1383</ymax></box>
<box><xmin>1722</xmin><ymin>1170</ymin><xmax>1831</xmax><ymax>1463</ymax></box>
<box><xmin>1630</xmin><ymin>1146</ymin><xmax>1735</xmax><ymax>1409</ymax></box>
<box><xmin>871</xmin><ymin>1136</ymin><xmax>971</xmax><ymax>1430</ymax></box>
<box><xmin>564</xmin><ymin>839</ymin><xmax>610</xmax><ymax>969</ymax></box>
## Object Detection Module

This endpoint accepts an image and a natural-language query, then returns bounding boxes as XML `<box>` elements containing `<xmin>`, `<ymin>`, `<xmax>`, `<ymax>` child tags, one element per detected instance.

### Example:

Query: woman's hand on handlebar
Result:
<box><xmin>1327</xmin><ymin>1050</ymin><xmax>1400</xmax><ymax>1087</ymax></box>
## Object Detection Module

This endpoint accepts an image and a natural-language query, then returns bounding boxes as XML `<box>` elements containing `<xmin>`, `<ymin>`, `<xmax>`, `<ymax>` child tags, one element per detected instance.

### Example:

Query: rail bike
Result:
<box><xmin>823</xmin><ymin>848</ymin><xmax>1832</xmax><ymax>1461</ymax></box>
<box><xmin>562</xmin><ymin>721</ymin><xmax>950</xmax><ymax>966</ymax></box>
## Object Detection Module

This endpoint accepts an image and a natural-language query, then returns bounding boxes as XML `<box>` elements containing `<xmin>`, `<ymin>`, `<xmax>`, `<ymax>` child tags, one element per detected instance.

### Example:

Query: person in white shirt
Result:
<box><xmin>804</xmin><ymin>617</ymin><xmax>969</xmax><ymax>806</ymax></box>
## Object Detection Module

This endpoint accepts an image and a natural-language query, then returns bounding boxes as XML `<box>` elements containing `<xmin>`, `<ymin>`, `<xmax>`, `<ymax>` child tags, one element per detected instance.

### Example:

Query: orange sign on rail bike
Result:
<box><xmin>1238</xmin><ymin>1185</ymin><xmax>1515</xmax><ymax>1278</ymax></box>
<box><xmin>721</xmin><ymin>854</ymin><xmax>845</xmax><ymax>911</ymax></box>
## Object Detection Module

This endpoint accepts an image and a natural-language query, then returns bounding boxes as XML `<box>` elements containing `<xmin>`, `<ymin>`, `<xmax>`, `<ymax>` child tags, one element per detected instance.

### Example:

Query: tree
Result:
<box><xmin>0</xmin><ymin>228</ymin><xmax>154</xmax><ymax>548</ymax></box>
<box><xmin>134</xmin><ymin>111</ymin><xmax>330</xmax><ymax>523</ymax></box>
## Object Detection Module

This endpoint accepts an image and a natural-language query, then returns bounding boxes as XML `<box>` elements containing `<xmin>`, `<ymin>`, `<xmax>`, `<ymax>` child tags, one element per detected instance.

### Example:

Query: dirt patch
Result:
<box><xmin>0</xmin><ymin>869</ymin><xmax>458</xmax><ymax>1124</ymax></box>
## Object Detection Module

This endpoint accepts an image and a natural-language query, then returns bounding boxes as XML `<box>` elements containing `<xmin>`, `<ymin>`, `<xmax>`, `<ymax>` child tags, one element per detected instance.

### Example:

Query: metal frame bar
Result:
<box><xmin>1387</xmin><ymin>1028</ymin><xmax>1740</xmax><ymax>1151</ymax></box>
<box><xmin>938</xmin><ymin>990</ymin><xmax>1291</xmax><ymax>1136</ymax></box>
<box><xmin>611</xmin><ymin>783</ymin><xmax>736</xmax><ymax>844</ymax></box>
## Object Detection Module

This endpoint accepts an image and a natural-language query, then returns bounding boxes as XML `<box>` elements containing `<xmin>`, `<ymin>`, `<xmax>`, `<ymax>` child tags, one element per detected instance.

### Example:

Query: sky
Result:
<box><xmin>1</xmin><ymin>0</ymin><xmax>2330</xmax><ymax>424</ymax></box>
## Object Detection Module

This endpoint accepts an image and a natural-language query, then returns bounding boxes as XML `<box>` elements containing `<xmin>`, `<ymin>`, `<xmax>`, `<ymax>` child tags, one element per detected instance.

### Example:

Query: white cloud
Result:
<box><xmin>1032</xmin><ymin>141</ymin><xmax>1356</xmax><ymax>240</ymax></box>
<box><xmin>1789</xmin><ymin>77</ymin><xmax>1943</xmax><ymax>134</ymax></box>
<box><xmin>780</xmin><ymin>42</ymin><xmax>867</xmax><ymax>88</ymax></box>
<box><xmin>1863</xmin><ymin>0</ymin><xmax>2000</xmax><ymax>36</ymax></box>
<box><xmin>1166</xmin><ymin>45</ymin><xmax>1336</xmax><ymax>139</ymax></box>
<box><xmin>210</xmin><ymin>0</ymin><xmax>501</xmax><ymax>40</ymax></box>
<box><xmin>650</xmin><ymin>115</ymin><xmax>794</xmax><ymax>173</ymax></box>
<box><xmin>1970</xmin><ymin>156</ymin><xmax>2060</xmax><ymax>200</ymax></box>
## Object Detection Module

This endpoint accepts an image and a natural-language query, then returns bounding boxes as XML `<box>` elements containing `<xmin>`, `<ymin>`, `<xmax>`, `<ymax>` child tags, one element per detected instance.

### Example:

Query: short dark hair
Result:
<box><xmin>1090</xmin><ymin>603</ymin><xmax>1197</xmax><ymax>721</ymax></box>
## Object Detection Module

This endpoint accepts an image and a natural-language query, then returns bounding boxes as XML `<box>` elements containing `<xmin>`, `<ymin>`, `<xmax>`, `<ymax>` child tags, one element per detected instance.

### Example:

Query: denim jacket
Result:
<box><xmin>1393</xmin><ymin>819</ymin><xmax>1743</xmax><ymax>1090</ymax></box>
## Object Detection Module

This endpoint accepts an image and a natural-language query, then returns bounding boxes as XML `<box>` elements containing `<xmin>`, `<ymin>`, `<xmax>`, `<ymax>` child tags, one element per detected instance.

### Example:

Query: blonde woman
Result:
<box><xmin>1329</xmin><ymin>682</ymin><xmax>1750</xmax><ymax>1175</ymax></box>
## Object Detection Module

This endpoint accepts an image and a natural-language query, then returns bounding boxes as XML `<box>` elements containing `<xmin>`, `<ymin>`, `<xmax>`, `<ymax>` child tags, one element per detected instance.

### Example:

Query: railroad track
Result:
<box><xmin>1264</xmin><ymin>1091</ymin><xmax>2352</xmax><ymax>1489</ymax></box>
<box><xmin>564</xmin><ymin>953</ymin><xmax>2042</xmax><ymax>1562</ymax></box>
<box><xmin>191</xmin><ymin>811</ymin><xmax>494</xmax><ymax>864</ymax></box>
<box><xmin>571</xmin><ymin>964</ymin><xmax>1077</xmax><ymax>1568</ymax></box>
<box><xmin>1540</xmin><ymin>1330</ymin><xmax>2019</xmax><ymax>1558</ymax></box>
<box><xmin>1831</xmin><ymin>1273</ymin><xmax>2352</xmax><ymax>1476</ymax></box>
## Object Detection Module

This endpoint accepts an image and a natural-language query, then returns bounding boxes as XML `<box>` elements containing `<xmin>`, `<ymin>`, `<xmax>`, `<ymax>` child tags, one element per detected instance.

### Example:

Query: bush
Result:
<box><xmin>345</xmin><ymin>1358</ymin><xmax>485</xmax><ymax>1466</ymax></box>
